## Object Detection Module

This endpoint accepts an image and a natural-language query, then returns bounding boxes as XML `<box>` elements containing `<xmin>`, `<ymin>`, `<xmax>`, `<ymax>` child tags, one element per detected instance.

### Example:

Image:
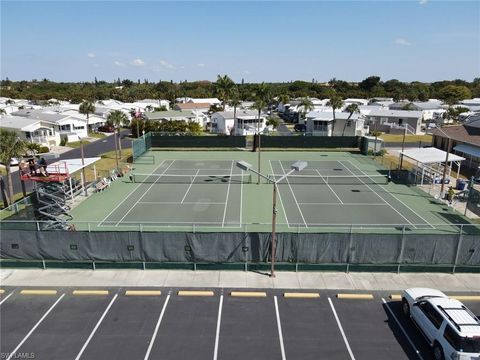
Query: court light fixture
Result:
<box><xmin>237</xmin><ymin>159</ymin><xmax>308</xmax><ymax>278</ymax></box>
<box><xmin>236</xmin><ymin>160</ymin><xmax>252</xmax><ymax>172</ymax></box>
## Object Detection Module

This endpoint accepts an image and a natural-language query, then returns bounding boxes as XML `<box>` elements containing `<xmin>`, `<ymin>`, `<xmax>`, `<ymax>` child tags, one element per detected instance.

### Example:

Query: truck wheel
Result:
<box><xmin>433</xmin><ymin>342</ymin><xmax>444</xmax><ymax>360</ymax></box>
<box><xmin>402</xmin><ymin>298</ymin><xmax>410</xmax><ymax>317</ymax></box>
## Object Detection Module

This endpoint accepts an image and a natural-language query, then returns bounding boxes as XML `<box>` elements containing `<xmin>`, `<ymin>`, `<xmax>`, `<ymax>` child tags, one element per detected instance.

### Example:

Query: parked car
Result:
<box><xmin>294</xmin><ymin>123</ymin><xmax>306</xmax><ymax>132</ymax></box>
<box><xmin>97</xmin><ymin>125</ymin><xmax>115</xmax><ymax>133</ymax></box>
<box><xmin>402</xmin><ymin>288</ymin><xmax>480</xmax><ymax>360</ymax></box>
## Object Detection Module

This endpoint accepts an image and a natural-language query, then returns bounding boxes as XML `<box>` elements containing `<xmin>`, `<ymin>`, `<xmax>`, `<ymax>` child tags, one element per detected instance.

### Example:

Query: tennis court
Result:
<box><xmin>69</xmin><ymin>151</ymin><xmax>472</xmax><ymax>232</ymax></box>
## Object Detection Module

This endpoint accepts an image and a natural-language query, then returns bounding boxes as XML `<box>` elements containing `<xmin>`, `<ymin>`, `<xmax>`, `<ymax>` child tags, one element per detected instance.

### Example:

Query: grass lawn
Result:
<box><xmin>84</xmin><ymin>148</ymin><xmax>133</xmax><ymax>182</ymax></box>
<box><xmin>88</xmin><ymin>132</ymin><xmax>107</xmax><ymax>139</ymax></box>
<box><xmin>379</xmin><ymin>134</ymin><xmax>432</xmax><ymax>143</ymax></box>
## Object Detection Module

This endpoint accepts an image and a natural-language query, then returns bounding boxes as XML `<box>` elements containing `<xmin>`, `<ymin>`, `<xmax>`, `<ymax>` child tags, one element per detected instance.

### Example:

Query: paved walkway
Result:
<box><xmin>1</xmin><ymin>269</ymin><xmax>479</xmax><ymax>291</ymax></box>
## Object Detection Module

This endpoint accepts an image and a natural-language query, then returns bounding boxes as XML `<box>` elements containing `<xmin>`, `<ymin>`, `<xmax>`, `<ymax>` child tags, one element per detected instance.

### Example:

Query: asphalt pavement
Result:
<box><xmin>1</xmin><ymin>287</ymin><xmax>479</xmax><ymax>360</ymax></box>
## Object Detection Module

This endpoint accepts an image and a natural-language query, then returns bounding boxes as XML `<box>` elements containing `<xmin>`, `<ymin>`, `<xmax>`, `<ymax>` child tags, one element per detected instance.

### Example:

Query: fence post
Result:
<box><xmin>452</xmin><ymin>225</ymin><xmax>463</xmax><ymax>274</ymax></box>
<box><xmin>36</xmin><ymin>221</ymin><xmax>40</xmax><ymax>231</ymax></box>
<box><xmin>92</xmin><ymin>261</ymin><xmax>96</xmax><ymax>270</ymax></box>
<box><xmin>346</xmin><ymin>225</ymin><xmax>353</xmax><ymax>273</ymax></box>
<box><xmin>139</xmin><ymin>224</ymin><xmax>143</xmax><ymax>233</ymax></box>
<box><xmin>142</xmin><ymin>261</ymin><xmax>146</xmax><ymax>270</ymax></box>
<box><xmin>397</xmin><ymin>226</ymin><xmax>406</xmax><ymax>274</ymax></box>
<box><xmin>42</xmin><ymin>259</ymin><xmax>46</xmax><ymax>270</ymax></box>
<box><xmin>193</xmin><ymin>224</ymin><xmax>196</xmax><ymax>233</ymax></box>
<box><xmin>88</xmin><ymin>223</ymin><xmax>91</xmax><ymax>233</ymax></box>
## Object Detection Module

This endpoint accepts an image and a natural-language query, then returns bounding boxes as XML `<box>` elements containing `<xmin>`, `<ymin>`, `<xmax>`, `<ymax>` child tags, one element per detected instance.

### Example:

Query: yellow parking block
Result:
<box><xmin>231</xmin><ymin>291</ymin><xmax>267</xmax><ymax>298</ymax></box>
<box><xmin>73</xmin><ymin>290</ymin><xmax>109</xmax><ymax>296</ymax></box>
<box><xmin>178</xmin><ymin>290</ymin><xmax>214</xmax><ymax>297</ymax></box>
<box><xmin>0</xmin><ymin>289</ymin><xmax>4</xmax><ymax>294</ymax></box>
<box><xmin>449</xmin><ymin>295</ymin><xmax>480</xmax><ymax>301</ymax></box>
<box><xmin>284</xmin><ymin>292</ymin><xmax>320</xmax><ymax>299</ymax></box>
<box><xmin>336</xmin><ymin>293</ymin><xmax>374</xmax><ymax>300</ymax></box>
<box><xmin>125</xmin><ymin>290</ymin><xmax>161</xmax><ymax>296</ymax></box>
<box><xmin>389</xmin><ymin>294</ymin><xmax>402</xmax><ymax>301</ymax></box>
<box><xmin>20</xmin><ymin>289</ymin><xmax>57</xmax><ymax>295</ymax></box>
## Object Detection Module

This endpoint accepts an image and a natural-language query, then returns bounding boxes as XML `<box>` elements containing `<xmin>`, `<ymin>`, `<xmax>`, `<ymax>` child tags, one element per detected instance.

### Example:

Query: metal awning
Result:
<box><xmin>400</xmin><ymin>147</ymin><xmax>465</xmax><ymax>164</ymax></box>
<box><xmin>454</xmin><ymin>144</ymin><xmax>480</xmax><ymax>158</ymax></box>
<box><xmin>46</xmin><ymin>157</ymin><xmax>101</xmax><ymax>175</ymax></box>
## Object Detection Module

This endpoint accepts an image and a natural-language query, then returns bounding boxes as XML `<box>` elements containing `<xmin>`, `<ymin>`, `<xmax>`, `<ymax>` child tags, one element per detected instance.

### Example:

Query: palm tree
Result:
<box><xmin>107</xmin><ymin>110</ymin><xmax>129</xmax><ymax>169</ymax></box>
<box><xmin>343</xmin><ymin>103</ymin><xmax>360</xmax><ymax>135</ymax></box>
<box><xmin>298</xmin><ymin>97</ymin><xmax>314</xmax><ymax>123</ymax></box>
<box><xmin>327</xmin><ymin>95</ymin><xmax>344</xmax><ymax>136</ymax></box>
<box><xmin>79</xmin><ymin>101</ymin><xmax>95</xmax><ymax>133</ymax></box>
<box><xmin>0</xmin><ymin>129</ymin><xmax>26</xmax><ymax>205</ymax></box>
<box><xmin>251</xmin><ymin>83</ymin><xmax>269</xmax><ymax>184</ymax></box>
<box><xmin>215</xmin><ymin>75</ymin><xmax>235</xmax><ymax>111</ymax></box>
<box><xmin>228</xmin><ymin>87</ymin><xmax>241</xmax><ymax>135</ymax></box>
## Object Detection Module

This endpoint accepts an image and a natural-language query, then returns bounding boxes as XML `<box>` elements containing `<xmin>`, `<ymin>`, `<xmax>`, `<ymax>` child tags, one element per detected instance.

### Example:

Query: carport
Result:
<box><xmin>399</xmin><ymin>147</ymin><xmax>465</xmax><ymax>185</ymax></box>
<box><xmin>453</xmin><ymin>143</ymin><xmax>480</xmax><ymax>170</ymax></box>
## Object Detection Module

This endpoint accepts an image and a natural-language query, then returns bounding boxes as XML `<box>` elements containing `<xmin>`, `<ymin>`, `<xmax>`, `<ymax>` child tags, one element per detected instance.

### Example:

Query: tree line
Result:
<box><xmin>1</xmin><ymin>76</ymin><xmax>479</xmax><ymax>105</ymax></box>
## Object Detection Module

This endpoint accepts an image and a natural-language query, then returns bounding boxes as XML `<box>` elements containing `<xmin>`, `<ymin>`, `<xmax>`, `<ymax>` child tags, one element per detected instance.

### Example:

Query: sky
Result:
<box><xmin>1</xmin><ymin>1</ymin><xmax>479</xmax><ymax>83</ymax></box>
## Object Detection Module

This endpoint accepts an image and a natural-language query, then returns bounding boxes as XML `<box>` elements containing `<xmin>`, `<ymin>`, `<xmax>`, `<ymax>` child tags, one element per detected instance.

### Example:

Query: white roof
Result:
<box><xmin>367</xmin><ymin>109</ymin><xmax>423</xmax><ymax>118</ymax></box>
<box><xmin>0</xmin><ymin>115</ymin><xmax>55</xmax><ymax>131</ymax></box>
<box><xmin>400</xmin><ymin>147</ymin><xmax>465</xmax><ymax>164</ymax></box>
<box><xmin>188</xmin><ymin>98</ymin><xmax>221</xmax><ymax>104</ymax></box>
<box><xmin>47</xmin><ymin>157</ymin><xmax>101</xmax><ymax>175</ymax></box>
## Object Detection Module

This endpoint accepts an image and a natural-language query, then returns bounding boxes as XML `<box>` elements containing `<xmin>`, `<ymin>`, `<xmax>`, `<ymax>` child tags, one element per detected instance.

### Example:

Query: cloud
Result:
<box><xmin>395</xmin><ymin>38</ymin><xmax>412</xmax><ymax>46</ymax></box>
<box><xmin>243</xmin><ymin>70</ymin><xmax>251</xmax><ymax>75</ymax></box>
<box><xmin>197</xmin><ymin>63</ymin><xmax>205</xmax><ymax>67</ymax></box>
<box><xmin>93</xmin><ymin>63</ymin><xmax>99</xmax><ymax>68</ymax></box>
<box><xmin>419</xmin><ymin>0</ymin><xmax>428</xmax><ymax>5</ymax></box>
<box><xmin>132</xmin><ymin>58</ymin><xmax>145</xmax><ymax>66</ymax></box>
<box><xmin>87</xmin><ymin>52</ymin><xmax>96</xmax><ymax>58</ymax></box>
<box><xmin>114</xmin><ymin>60</ymin><xmax>125</xmax><ymax>67</ymax></box>
<box><xmin>159</xmin><ymin>59</ymin><xmax>175</xmax><ymax>69</ymax></box>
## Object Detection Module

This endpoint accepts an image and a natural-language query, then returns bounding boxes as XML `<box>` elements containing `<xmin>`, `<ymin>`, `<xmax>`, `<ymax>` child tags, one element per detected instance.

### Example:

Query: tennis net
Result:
<box><xmin>270</xmin><ymin>174</ymin><xmax>389</xmax><ymax>185</ymax></box>
<box><xmin>130</xmin><ymin>172</ymin><xmax>252</xmax><ymax>184</ymax></box>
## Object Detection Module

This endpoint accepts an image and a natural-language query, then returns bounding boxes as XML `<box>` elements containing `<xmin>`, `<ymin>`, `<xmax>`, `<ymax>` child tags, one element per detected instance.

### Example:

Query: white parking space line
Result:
<box><xmin>213</xmin><ymin>294</ymin><xmax>224</xmax><ymax>360</ymax></box>
<box><xmin>144</xmin><ymin>294</ymin><xmax>171</xmax><ymax>360</ymax></box>
<box><xmin>6</xmin><ymin>294</ymin><xmax>65</xmax><ymax>360</ymax></box>
<box><xmin>74</xmin><ymin>294</ymin><xmax>118</xmax><ymax>360</ymax></box>
<box><xmin>328</xmin><ymin>297</ymin><xmax>356</xmax><ymax>360</ymax></box>
<box><xmin>381</xmin><ymin>298</ymin><xmax>425</xmax><ymax>360</ymax></box>
<box><xmin>0</xmin><ymin>291</ymin><xmax>14</xmax><ymax>305</ymax></box>
<box><xmin>181</xmin><ymin>169</ymin><xmax>201</xmax><ymax>204</ymax></box>
<box><xmin>274</xmin><ymin>296</ymin><xmax>287</xmax><ymax>360</ymax></box>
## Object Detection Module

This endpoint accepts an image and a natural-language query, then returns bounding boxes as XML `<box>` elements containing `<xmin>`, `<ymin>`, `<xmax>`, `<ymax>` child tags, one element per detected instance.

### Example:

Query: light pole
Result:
<box><xmin>429</xmin><ymin>127</ymin><xmax>452</xmax><ymax>198</ymax></box>
<box><xmin>236</xmin><ymin>160</ymin><xmax>307</xmax><ymax>277</ymax></box>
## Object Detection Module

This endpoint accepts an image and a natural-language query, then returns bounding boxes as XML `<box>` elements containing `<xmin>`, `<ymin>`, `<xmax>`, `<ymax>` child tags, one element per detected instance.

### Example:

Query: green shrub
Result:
<box><xmin>38</xmin><ymin>146</ymin><xmax>50</xmax><ymax>153</ymax></box>
<box><xmin>60</xmin><ymin>138</ymin><xmax>67</xmax><ymax>146</ymax></box>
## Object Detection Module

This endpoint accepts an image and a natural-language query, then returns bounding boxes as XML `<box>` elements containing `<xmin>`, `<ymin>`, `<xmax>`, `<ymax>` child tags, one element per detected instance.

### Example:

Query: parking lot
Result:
<box><xmin>1</xmin><ymin>287</ymin><xmax>479</xmax><ymax>360</ymax></box>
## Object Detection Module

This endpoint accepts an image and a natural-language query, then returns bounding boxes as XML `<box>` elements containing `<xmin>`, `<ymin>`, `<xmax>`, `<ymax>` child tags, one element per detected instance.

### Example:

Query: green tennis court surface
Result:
<box><xmin>69</xmin><ymin>151</ymin><xmax>478</xmax><ymax>234</ymax></box>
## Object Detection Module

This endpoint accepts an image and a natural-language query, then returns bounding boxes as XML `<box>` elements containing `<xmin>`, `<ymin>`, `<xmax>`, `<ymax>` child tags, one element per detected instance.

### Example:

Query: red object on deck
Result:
<box><xmin>20</xmin><ymin>162</ymin><xmax>70</xmax><ymax>183</ymax></box>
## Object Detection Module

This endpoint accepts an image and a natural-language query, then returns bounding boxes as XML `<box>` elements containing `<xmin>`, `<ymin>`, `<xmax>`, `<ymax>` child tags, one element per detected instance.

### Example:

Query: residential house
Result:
<box><xmin>0</xmin><ymin>115</ymin><xmax>60</xmax><ymax>148</ymax></box>
<box><xmin>431</xmin><ymin>119</ymin><xmax>480</xmax><ymax>172</ymax></box>
<box><xmin>211</xmin><ymin>110</ymin><xmax>266</xmax><ymax>135</ymax></box>
<box><xmin>174</xmin><ymin>102</ymin><xmax>212</xmax><ymax>113</ymax></box>
<box><xmin>10</xmin><ymin>109</ymin><xmax>88</xmax><ymax>141</ymax></box>
<box><xmin>146</xmin><ymin>110</ymin><xmax>208</xmax><ymax>129</ymax></box>
<box><xmin>344</xmin><ymin>98</ymin><xmax>369</xmax><ymax>106</ymax></box>
<box><xmin>388</xmin><ymin>100</ymin><xmax>445</xmax><ymax>122</ymax></box>
<box><xmin>188</xmin><ymin>98</ymin><xmax>221</xmax><ymax>106</ymax></box>
<box><xmin>364</xmin><ymin>109</ymin><xmax>423</xmax><ymax>134</ymax></box>
<box><xmin>305</xmin><ymin>111</ymin><xmax>368</xmax><ymax>137</ymax></box>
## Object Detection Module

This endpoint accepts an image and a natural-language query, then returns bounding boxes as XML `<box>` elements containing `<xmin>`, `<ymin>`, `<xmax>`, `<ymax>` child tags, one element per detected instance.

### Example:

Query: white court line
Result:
<box><xmin>274</xmin><ymin>296</ymin><xmax>287</xmax><ymax>360</ymax></box>
<box><xmin>315</xmin><ymin>169</ymin><xmax>344</xmax><ymax>204</ymax></box>
<box><xmin>7</xmin><ymin>294</ymin><xmax>65</xmax><ymax>360</ymax></box>
<box><xmin>115</xmin><ymin>160</ymin><xmax>176</xmax><ymax>226</ymax></box>
<box><xmin>381</xmin><ymin>298</ymin><xmax>425</xmax><ymax>360</ymax></box>
<box><xmin>213</xmin><ymin>294</ymin><xmax>224</xmax><ymax>360</ymax></box>
<box><xmin>98</xmin><ymin>159</ymin><xmax>167</xmax><ymax>226</ymax></box>
<box><xmin>299</xmin><ymin>202</ymin><xmax>388</xmax><ymax>206</ymax></box>
<box><xmin>74</xmin><ymin>294</ymin><xmax>118</xmax><ymax>360</ymax></box>
<box><xmin>328</xmin><ymin>297</ymin><xmax>356</xmax><ymax>360</ymax></box>
<box><xmin>221</xmin><ymin>161</ymin><xmax>235</xmax><ymax>228</ymax></box>
<box><xmin>346</xmin><ymin>160</ymin><xmax>434</xmax><ymax>229</ymax></box>
<box><xmin>181</xmin><ymin>169</ymin><xmax>200</xmax><ymax>204</ymax></box>
<box><xmin>139</xmin><ymin>201</ymin><xmax>226</xmax><ymax>205</ymax></box>
<box><xmin>339</xmin><ymin>161</ymin><xmax>414</xmax><ymax>228</ymax></box>
<box><xmin>278</xmin><ymin>160</ymin><xmax>308</xmax><ymax>228</ymax></box>
<box><xmin>269</xmin><ymin>160</ymin><xmax>291</xmax><ymax>229</ymax></box>
<box><xmin>144</xmin><ymin>294</ymin><xmax>171</xmax><ymax>360</ymax></box>
<box><xmin>0</xmin><ymin>291</ymin><xmax>14</xmax><ymax>305</ymax></box>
